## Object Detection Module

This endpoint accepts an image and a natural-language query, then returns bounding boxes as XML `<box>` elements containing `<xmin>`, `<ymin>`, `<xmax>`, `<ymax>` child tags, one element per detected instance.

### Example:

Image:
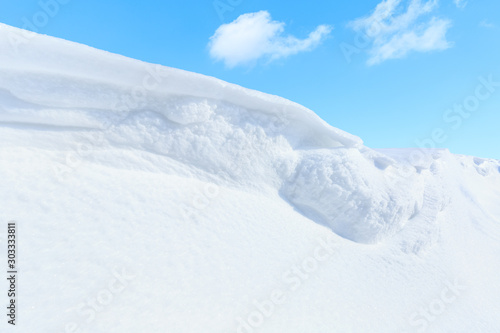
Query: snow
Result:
<box><xmin>0</xmin><ymin>23</ymin><xmax>499</xmax><ymax>332</ymax></box>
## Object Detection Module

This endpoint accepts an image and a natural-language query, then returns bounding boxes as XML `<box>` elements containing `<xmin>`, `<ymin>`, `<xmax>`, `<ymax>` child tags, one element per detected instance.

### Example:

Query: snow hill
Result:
<box><xmin>1</xmin><ymin>23</ymin><xmax>499</xmax><ymax>333</ymax></box>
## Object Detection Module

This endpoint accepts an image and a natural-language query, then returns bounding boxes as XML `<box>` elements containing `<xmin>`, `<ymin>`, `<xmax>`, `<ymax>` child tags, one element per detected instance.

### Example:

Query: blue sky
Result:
<box><xmin>1</xmin><ymin>0</ymin><xmax>499</xmax><ymax>158</ymax></box>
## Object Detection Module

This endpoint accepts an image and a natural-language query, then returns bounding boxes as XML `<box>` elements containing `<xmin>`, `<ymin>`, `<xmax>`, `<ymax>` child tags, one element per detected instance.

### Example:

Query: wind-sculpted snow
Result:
<box><xmin>0</xmin><ymin>24</ymin><xmax>429</xmax><ymax>244</ymax></box>
<box><xmin>282</xmin><ymin>148</ymin><xmax>425</xmax><ymax>243</ymax></box>
<box><xmin>0</xmin><ymin>24</ymin><xmax>428</xmax><ymax>244</ymax></box>
<box><xmin>1</xmin><ymin>24</ymin><xmax>500</xmax><ymax>333</ymax></box>
<box><xmin>0</xmin><ymin>23</ymin><xmax>361</xmax><ymax>149</ymax></box>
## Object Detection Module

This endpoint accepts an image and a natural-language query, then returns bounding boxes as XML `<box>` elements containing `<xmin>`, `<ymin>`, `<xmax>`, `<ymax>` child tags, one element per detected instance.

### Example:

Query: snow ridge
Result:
<box><xmin>1</xmin><ymin>23</ymin><xmax>500</xmax><ymax>333</ymax></box>
<box><xmin>0</xmin><ymin>23</ymin><xmax>434</xmax><ymax>243</ymax></box>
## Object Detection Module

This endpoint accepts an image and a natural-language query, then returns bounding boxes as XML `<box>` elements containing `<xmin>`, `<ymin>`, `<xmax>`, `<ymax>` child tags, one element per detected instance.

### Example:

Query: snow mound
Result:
<box><xmin>0</xmin><ymin>23</ymin><xmax>429</xmax><ymax>244</ymax></box>
<box><xmin>1</xmin><ymin>24</ymin><xmax>500</xmax><ymax>333</ymax></box>
<box><xmin>0</xmin><ymin>23</ymin><xmax>360</xmax><ymax>150</ymax></box>
<box><xmin>282</xmin><ymin>148</ymin><xmax>424</xmax><ymax>243</ymax></box>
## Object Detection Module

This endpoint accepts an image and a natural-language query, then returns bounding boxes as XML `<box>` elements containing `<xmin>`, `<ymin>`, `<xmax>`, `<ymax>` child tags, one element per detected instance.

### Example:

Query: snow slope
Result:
<box><xmin>0</xmin><ymin>23</ymin><xmax>499</xmax><ymax>332</ymax></box>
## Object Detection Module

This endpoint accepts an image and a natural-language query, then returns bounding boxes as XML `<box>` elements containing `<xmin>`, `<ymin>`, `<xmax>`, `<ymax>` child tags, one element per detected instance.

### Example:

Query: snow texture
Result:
<box><xmin>1</xmin><ymin>23</ymin><xmax>499</xmax><ymax>333</ymax></box>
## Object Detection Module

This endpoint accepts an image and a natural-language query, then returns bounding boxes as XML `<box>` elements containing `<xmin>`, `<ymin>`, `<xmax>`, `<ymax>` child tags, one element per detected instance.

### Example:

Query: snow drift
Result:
<box><xmin>0</xmin><ymin>23</ymin><xmax>426</xmax><ymax>244</ymax></box>
<box><xmin>1</xmin><ymin>23</ymin><xmax>499</xmax><ymax>333</ymax></box>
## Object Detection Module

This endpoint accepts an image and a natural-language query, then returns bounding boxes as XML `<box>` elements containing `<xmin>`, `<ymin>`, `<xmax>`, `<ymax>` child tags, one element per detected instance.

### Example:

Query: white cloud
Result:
<box><xmin>453</xmin><ymin>0</ymin><xmax>467</xmax><ymax>9</ymax></box>
<box><xmin>348</xmin><ymin>0</ymin><xmax>453</xmax><ymax>65</ymax></box>
<box><xmin>479</xmin><ymin>20</ymin><xmax>495</xmax><ymax>29</ymax></box>
<box><xmin>208</xmin><ymin>11</ymin><xmax>332</xmax><ymax>68</ymax></box>
<box><xmin>367</xmin><ymin>18</ymin><xmax>452</xmax><ymax>65</ymax></box>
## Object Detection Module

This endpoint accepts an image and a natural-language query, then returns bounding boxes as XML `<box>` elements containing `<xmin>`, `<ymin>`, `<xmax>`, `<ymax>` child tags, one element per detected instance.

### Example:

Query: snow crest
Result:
<box><xmin>0</xmin><ymin>23</ymin><xmax>426</xmax><ymax>243</ymax></box>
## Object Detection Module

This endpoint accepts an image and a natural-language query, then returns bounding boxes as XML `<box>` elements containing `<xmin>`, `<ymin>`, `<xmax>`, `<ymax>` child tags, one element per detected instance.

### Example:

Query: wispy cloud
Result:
<box><xmin>208</xmin><ymin>11</ymin><xmax>332</xmax><ymax>68</ymax></box>
<box><xmin>453</xmin><ymin>0</ymin><xmax>467</xmax><ymax>9</ymax></box>
<box><xmin>348</xmin><ymin>0</ymin><xmax>453</xmax><ymax>65</ymax></box>
<box><xmin>479</xmin><ymin>19</ymin><xmax>496</xmax><ymax>29</ymax></box>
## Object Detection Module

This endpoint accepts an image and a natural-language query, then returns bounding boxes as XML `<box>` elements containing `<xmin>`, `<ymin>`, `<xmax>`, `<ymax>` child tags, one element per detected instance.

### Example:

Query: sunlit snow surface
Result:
<box><xmin>1</xmin><ymin>23</ymin><xmax>500</xmax><ymax>332</ymax></box>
